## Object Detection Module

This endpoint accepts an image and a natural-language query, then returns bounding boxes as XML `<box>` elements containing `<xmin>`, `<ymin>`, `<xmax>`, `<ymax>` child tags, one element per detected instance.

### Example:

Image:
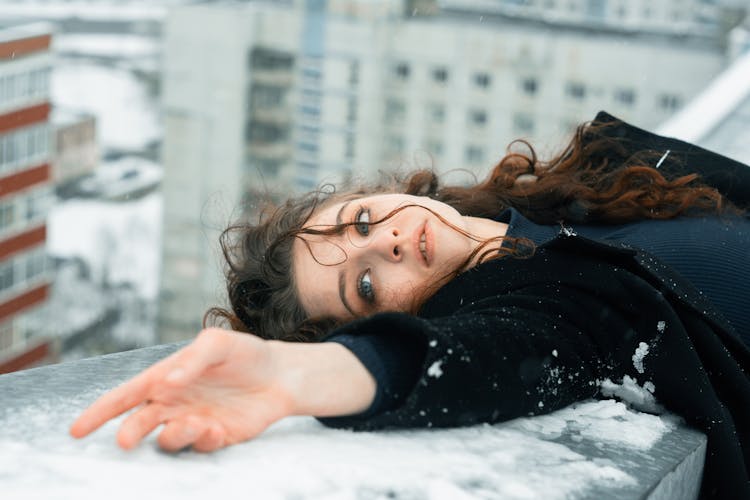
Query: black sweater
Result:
<box><xmin>329</xmin><ymin>211</ymin><xmax>750</xmax><ymax>419</ymax></box>
<box><xmin>320</xmin><ymin>234</ymin><xmax>750</xmax><ymax>500</ymax></box>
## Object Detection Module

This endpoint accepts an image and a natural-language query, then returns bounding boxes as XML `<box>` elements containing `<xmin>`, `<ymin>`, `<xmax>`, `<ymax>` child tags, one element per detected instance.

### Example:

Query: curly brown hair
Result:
<box><xmin>204</xmin><ymin>120</ymin><xmax>734</xmax><ymax>341</ymax></box>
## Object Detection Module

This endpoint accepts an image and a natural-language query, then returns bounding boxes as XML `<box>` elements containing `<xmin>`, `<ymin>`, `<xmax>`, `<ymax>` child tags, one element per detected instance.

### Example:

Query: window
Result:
<box><xmin>427</xmin><ymin>103</ymin><xmax>445</xmax><ymax>123</ymax></box>
<box><xmin>394</xmin><ymin>62</ymin><xmax>410</xmax><ymax>80</ymax></box>
<box><xmin>251</xmin><ymin>85</ymin><xmax>285</xmax><ymax>109</ymax></box>
<box><xmin>299</xmin><ymin>104</ymin><xmax>321</xmax><ymax>118</ymax></box>
<box><xmin>247</xmin><ymin>122</ymin><xmax>287</xmax><ymax>142</ymax></box>
<box><xmin>14</xmin><ymin>133</ymin><xmax>26</xmax><ymax>162</ymax></box>
<box><xmin>345</xmin><ymin>134</ymin><xmax>356</xmax><ymax>159</ymax></box>
<box><xmin>297</xmin><ymin>161</ymin><xmax>318</xmax><ymax>174</ymax></box>
<box><xmin>0</xmin><ymin>202</ymin><xmax>14</xmax><ymax>231</ymax></box>
<box><xmin>17</xmin><ymin>72</ymin><xmax>29</xmax><ymax>99</ymax></box>
<box><xmin>522</xmin><ymin>77</ymin><xmax>538</xmax><ymax>95</ymax></box>
<box><xmin>474</xmin><ymin>72</ymin><xmax>491</xmax><ymax>88</ymax></box>
<box><xmin>0</xmin><ymin>261</ymin><xmax>14</xmax><ymax>292</ymax></box>
<box><xmin>25</xmin><ymin>250</ymin><xmax>46</xmax><ymax>281</ymax></box>
<box><xmin>257</xmin><ymin>160</ymin><xmax>281</xmax><ymax>177</ymax></box>
<box><xmin>349</xmin><ymin>61</ymin><xmax>360</xmax><ymax>86</ymax></box>
<box><xmin>387</xmin><ymin>135</ymin><xmax>405</xmax><ymax>154</ymax></box>
<box><xmin>297</xmin><ymin>141</ymin><xmax>319</xmax><ymax>153</ymax></box>
<box><xmin>469</xmin><ymin>109</ymin><xmax>488</xmax><ymax>126</ymax></box>
<box><xmin>0</xmin><ymin>321</ymin><xmax>13</xmax><ymax>351</ymax></box>
<box><xmin>385</xmin><ymin>98</ymin><xmax>406</xmax><ymax>123</ymax></box>
<box><xmin>513</xmin><ymin>113</ymin><xmax>535</xmax><ymax>134</ymax></box>
<box><xmin>566</xmin><ymin>82</ymin><xmax>586</xmax><ymax>99</ymax></box>
<box><xmin>26</xmin><ymin>188</ymin><xmax>51</xmax><ymax>222</ymax></box>
<box><xmin>432</xmin><ymin>67</ymin><xmax>449</xmax><ymax>83</ymax></box>
<box><xmin>659</xmin><ymin>94</ymin><xmax>682</xmax><ymax>111</ymax></box>
<box><xmin>425</xmin><ymin>139</ymin><xmax>443</xmax><ymax>156</ymax></box>
<box><xmin>614</xmin><ymin>88</ymin><xmax>636</xmax><ymax>106</ymax></box>
<box><xmin>347</xmin><ymin>97</ymin><xmax>357</xmax><ymax>124</ymax></box>
<box><xmin>465</xmin><ymin>145</ymin><xmax>485</xmax><ymax>164</ymax></box>
<box><xmin>4</xmin><ymin>133</ymin><xmax>16</xmax><ymax>164</ymax></box>
<box><xmin>250</xmin><ymin>49</ymin><xmax>294</xmax><ymax>71</ymax></box>
<box><xmin>301</xmin><ymin>67</ymin><xmax>322</xmax><ymax>83</ymax></box>
<box><xmin>6</xmin><ymin>75</ymin><xmax>15</xmax><ymax>102</ymax></box>
<box><xmin>27</xmin><ymin>130</ymin><xmax>36</xmax><ymax>158</ymax></box>
<box><xmin>36</xmin><ymin>125</ymin><xmax>49</xmax><ymax>156</ymax></box>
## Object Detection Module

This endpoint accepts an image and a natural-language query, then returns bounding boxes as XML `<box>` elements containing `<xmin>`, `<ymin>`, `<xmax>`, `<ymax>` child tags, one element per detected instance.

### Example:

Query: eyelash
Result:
<box><xmin>357</xmin><ymin>269</ymin><xmax>375</xmax><ymax>303</ymax></box>
<box><xmin>354</xmin><ymin>206</ymin><xmax>370</xmax><ymax>236</ymax></box>
<box><xmin>353</xmin><ymin>206</ymin><xmax>374</xmax><ymax>303</ymax></box>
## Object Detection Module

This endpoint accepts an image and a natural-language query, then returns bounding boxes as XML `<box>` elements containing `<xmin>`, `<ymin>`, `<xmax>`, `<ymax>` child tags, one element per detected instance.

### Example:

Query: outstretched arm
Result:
<box><xmin>70</xmin><ymin>328</ymin><xmax>376</xmax><ymax>451</ymax></box>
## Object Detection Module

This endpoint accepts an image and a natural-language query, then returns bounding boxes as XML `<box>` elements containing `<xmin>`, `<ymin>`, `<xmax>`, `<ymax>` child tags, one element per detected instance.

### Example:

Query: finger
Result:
<box><xmin>192</xmin><ymin>422</ymin><xmax>227</xmax><ymax>453</ymax></box>
<box><xmin>156</xmin><ymin>416</ymin><xmax>210</xmax><ymax>453</ymax></box>
<box><xmin>162</xmin><ymin>329</ymin><xmax>238</xmax><ymax>386</ymax></box>
<box><xmin>70</xmin><ymin>330</ymin><xmax>239</xmax><ymax>439</ymax></box>
<box><xmin>116</xmin><ymin>403</ymin><xmax>167</xmax><ymax>450</ymax></box>
<box><xmin>70</xmin><ymin>354</ymin><xmax>180</xmax><ymax>438</ymax></box>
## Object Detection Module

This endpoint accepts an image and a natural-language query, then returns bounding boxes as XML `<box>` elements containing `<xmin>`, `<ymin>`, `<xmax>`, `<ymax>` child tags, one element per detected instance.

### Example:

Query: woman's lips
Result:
<box><xmin>415</xmin><ymin>222</ymin><xmax>429</xmax><ymax>266</ymax></box>
<box><xmin>422</xmin><ymin>221</ymin><xmax>432</xmax><ymax>267</ymax></box>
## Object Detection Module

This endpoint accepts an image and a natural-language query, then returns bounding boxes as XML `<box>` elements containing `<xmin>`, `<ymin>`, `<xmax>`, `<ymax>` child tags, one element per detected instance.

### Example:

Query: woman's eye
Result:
<box><xmin>354</xmin><ymin>207</ymin><xmax>370</xmax><ymax>236</ymax></box>
<box><xmin>357</xmin><ymin>269</ymin><xmax>375</xmax><ymax>303</ymax></box>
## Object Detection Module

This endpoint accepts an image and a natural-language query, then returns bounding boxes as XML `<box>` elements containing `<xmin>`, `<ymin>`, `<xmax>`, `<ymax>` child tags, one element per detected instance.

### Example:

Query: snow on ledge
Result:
<box><xmin>0</xmin><ymin>344</ymin><xmax>706</xmax><ymax>499</ymax></box>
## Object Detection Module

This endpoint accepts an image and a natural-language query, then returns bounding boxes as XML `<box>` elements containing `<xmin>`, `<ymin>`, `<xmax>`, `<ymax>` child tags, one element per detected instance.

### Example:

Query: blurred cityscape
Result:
<box><xmin>0</xmin><ymin>0</ymin><xmax>748</xmax><ymax>372</ymax></box>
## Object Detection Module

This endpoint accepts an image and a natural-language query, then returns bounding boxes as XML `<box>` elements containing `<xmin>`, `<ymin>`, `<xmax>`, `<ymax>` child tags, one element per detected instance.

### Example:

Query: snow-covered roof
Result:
<box><xmin>0</xmin><ymin>342</ymin><xmax>707</xmax><ymax>499</ymax></box>
<box><xmin>51</xmin><ymin>107</ymin><xmax>96</xmax><ymax>127</ymax></box>
<box><xmin>657</xmin><ymin>50</ymin><xmax>750</xmax><ymax>165</ymax></box>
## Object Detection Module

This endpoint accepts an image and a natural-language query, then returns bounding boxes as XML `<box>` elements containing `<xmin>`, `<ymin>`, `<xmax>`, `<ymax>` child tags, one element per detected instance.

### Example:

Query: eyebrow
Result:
<box><xmin>335</xmin><ymin>199</ymin><xmax>358</xmax><ymax>318</ymax></box>
<box><xmin>338</xmin><ymin>270</ymin><xmax>357</xmax><ymax>318</ymax></box>
<box><xmin>335</xmin><ymin>200</ymin><xmax>352</xmax><ymax>226</ymax></box>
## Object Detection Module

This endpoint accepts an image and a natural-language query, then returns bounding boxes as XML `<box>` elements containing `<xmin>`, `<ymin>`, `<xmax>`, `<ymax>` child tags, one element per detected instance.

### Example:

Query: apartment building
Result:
<box><xmin>158</xmin><ymin>0</ymin><xmax>731</xmax><ymax>341</ymax></box>
<box><xmin>445</xmin><ymin>0</ymin><xmax>729</xmax><ymax>34</ymax></box>
<box><xmin>0</xmin><ymin>23</ymin><xmax>54</xmax><ymax>373</ymax></box>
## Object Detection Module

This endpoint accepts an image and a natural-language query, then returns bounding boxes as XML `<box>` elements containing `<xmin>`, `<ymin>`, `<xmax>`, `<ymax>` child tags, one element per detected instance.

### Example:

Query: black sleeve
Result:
<box><xmin>317</xmin><ymin>286</ymin><xmax>637</xmax><ymax>430</ymax></box>
<box><xmin>589</xmin><ymin>111</ymin><xmax>750</xmax><ymax>209</ymax></box>
<box><xmin>325</xmin><ymin>332</ymin><xmax>426</xmax><ymax>416</ymax></box>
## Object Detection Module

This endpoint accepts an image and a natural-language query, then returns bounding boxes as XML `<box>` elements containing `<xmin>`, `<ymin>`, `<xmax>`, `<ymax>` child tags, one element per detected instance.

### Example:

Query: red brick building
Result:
<box><xmin>0</xmin><ymin>23</ymin><xmax>55</xmax><ymax>373</ymax></box>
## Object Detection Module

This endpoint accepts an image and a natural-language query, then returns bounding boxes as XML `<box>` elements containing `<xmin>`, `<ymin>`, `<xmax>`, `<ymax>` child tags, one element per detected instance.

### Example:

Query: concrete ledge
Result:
<box><xmin>0</xmin><ymin>343</ymin><xmax>706</xmax><ymax>499</ymax></box>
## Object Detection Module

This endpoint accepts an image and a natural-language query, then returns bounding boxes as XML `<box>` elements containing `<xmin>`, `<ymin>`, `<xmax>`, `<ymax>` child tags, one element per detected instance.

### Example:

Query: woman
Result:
<box><xmin>71</xmin><ymin>112</ymin><xmax>750</xmax><ymax>498</ymax></box>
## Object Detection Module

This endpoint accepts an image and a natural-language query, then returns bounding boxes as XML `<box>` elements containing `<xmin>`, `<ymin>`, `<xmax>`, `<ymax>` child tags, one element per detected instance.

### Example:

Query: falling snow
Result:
<box><xmin>427</xmin><ymin>360</ymin><xmax>444</xmax><ymax>378</ymax></box>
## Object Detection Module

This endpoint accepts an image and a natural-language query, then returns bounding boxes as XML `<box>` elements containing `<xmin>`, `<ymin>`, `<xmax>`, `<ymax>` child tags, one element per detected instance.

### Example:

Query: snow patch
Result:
<box><xmin>632</xmin><ymin>342</ymin><xmax>650</xmax><ymax>374</ymax></box>
<box><xmin>600</xmin><ymin>376</ymin><xmax>665</xmax><ymax>415</ymax></box>
<box><xmin>427</xmin><ymin>360</ymin><xmax>444</xmax><ymax>378</ymax></box>
<box><xmin>508</xmin><ymin>400</ymin><xmax>673</xmax><ymax>450</ymax></box>
<box><xmin>47</xmin><ymin>193</ymin><xmax>163</xmax><ymax>299</ymax></box>
<box><xmin>51</xmin><ymin>62</ymin><xmax>161</xmax><ymax>152</ymax></box>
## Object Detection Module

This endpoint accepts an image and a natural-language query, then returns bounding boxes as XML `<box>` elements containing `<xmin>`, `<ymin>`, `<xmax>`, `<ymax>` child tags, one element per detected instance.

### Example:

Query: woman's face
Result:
<box><xmin>291</xmin><ymin>194</ymin><xmax>482</xmax><ymax>320</ymax></box>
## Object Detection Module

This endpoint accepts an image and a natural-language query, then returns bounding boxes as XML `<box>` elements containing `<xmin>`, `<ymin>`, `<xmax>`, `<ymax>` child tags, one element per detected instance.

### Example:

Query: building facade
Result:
<box><xmin>158</xmin><ymin>0</ymin><xmax>735</xmax><ymax>341</ymax></box>
<box><xmin>51</xmin><ymin>108</ymin><xmax>98</xmax><ymax>188</ymax></box>
<box><xmin>0</xmin><ymin>23</ymin><xmax>54</xmax><ymax>373</ymax></box>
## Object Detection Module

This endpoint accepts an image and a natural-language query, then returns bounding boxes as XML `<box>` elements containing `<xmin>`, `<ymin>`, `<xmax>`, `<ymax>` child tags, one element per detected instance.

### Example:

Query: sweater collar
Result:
<box><xmin>498</xmin><ymin>208</ymin><xmax>559</xmax><ymax>246</ymax></box>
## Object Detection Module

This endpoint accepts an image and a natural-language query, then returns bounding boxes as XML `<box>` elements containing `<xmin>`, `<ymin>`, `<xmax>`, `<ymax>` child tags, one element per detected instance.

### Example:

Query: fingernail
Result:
<box><xmin>166</xmin><ymin>368</ymin><xmax>184</xmax><ymax>383</ymax></box>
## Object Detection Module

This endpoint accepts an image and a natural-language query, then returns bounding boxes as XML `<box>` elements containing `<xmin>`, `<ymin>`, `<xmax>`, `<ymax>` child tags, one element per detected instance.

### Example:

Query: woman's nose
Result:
<box><xmin>372</xmin><ymin>226</ymin><xmax>403</xmax><ymax>262</ymax></box>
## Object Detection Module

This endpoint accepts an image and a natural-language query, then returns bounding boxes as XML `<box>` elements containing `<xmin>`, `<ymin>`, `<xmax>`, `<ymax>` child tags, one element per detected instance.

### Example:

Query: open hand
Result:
<box><xmin>70</xmin><ymin>328</ymin><xmax>376</xmax><ymax>452</ymax></box>
<box><xmin>70</xmin><ymin>328</ymin><xmax>292</xmax><ymax>452</ymax></box>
